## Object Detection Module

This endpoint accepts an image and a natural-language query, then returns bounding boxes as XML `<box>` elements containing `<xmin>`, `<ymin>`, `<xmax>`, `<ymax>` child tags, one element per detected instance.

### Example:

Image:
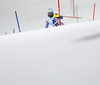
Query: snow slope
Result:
<box><xmin>0</xmin><ymin>0</ymin><xmax>100</xmax><ymax>84</ymax></box>
<box><xmin>0</xmin><ymin>0</ymin><xmax>100</xmax><ymax>35</ymax></box>
<box><xmin>0</xmin><ymin>21</ymin><xmax>100</xmax><ymax>85</ymax></box>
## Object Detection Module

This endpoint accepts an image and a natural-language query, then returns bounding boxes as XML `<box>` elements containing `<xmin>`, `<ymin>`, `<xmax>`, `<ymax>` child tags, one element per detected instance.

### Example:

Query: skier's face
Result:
<box><xmin>48</xmin><ymin>12</ymin><xmax>53</xmax><ymax>18</ymax></box>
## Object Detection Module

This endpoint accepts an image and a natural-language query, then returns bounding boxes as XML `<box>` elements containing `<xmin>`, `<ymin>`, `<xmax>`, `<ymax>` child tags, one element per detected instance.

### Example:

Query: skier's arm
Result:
<box><xmin>54</xmin><ymin>14</ymin><xmax>63</xmax><ymax>19</ymax></box>
<box><xmin>45</xmin><ymin>21</ymin><xmax>49</xmax><ymax>28</ymax></box>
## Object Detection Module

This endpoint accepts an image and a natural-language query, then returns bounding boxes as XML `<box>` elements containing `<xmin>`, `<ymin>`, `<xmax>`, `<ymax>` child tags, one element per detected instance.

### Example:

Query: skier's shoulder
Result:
<box><xmin>46</xmin><ymin>17</ymin><xmax>50</xmax><ymax>22</ymax></box>
<box><xmin>54</xmin><ymin>13</ymin><xmax>63</xmax><ymax>19</ymax></box>
<box><xmin>46</xmin><ymin>16</ymin><xmax>54</xmax><ymax>22</ymax></box>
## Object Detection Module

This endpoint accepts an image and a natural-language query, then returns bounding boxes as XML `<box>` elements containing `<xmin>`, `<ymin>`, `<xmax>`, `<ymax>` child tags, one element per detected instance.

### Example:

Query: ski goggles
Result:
<box><xmin>48</xmin><ymin>12</ymin><xmax>53</xmax><ymax>16</ymax></box>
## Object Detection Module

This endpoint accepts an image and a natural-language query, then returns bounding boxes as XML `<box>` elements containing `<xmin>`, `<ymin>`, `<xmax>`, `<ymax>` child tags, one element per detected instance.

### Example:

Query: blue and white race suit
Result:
<box><xmin>45</xmin><ymin>15</ymin><xmax>64</xmax><ymax>28</ymax></box>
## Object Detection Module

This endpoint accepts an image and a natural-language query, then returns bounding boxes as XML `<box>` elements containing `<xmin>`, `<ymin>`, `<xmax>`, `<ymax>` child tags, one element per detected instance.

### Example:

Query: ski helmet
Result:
<box><xmin>47</xmin><ymin>8</ymin><xmax>54</xmax><ymax>14</ymax></box>
<box><xmin>47</xmin><ymin>8</ymin><xmax>54</xmax><ymax>18</ymax></box>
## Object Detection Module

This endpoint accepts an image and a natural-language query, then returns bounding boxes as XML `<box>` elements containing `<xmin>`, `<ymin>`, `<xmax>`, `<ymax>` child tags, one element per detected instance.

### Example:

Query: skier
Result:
<box><xmin>45</xmin><ymin>8</ymin><xmax>64</xmax><ymax>28</ymax></box>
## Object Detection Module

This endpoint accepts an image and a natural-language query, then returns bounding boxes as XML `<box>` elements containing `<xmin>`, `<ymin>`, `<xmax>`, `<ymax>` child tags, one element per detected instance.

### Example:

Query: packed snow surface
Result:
<box><xmin>0</xmin><ymin>21</ymin><xmax>100</xmax><ymax>85</ymax></box>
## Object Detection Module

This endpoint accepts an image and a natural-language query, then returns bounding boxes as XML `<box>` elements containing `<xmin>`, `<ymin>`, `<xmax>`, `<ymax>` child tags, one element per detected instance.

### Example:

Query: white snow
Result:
<box><xmin>0</xmin><ymin>20</ymin><xmax>100</xmax><ymax>85</ymax></box>
<box><xmin>0</xmin><ymin>0</ymin><xmax>100</xmax><ymax>85</ymax></box>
